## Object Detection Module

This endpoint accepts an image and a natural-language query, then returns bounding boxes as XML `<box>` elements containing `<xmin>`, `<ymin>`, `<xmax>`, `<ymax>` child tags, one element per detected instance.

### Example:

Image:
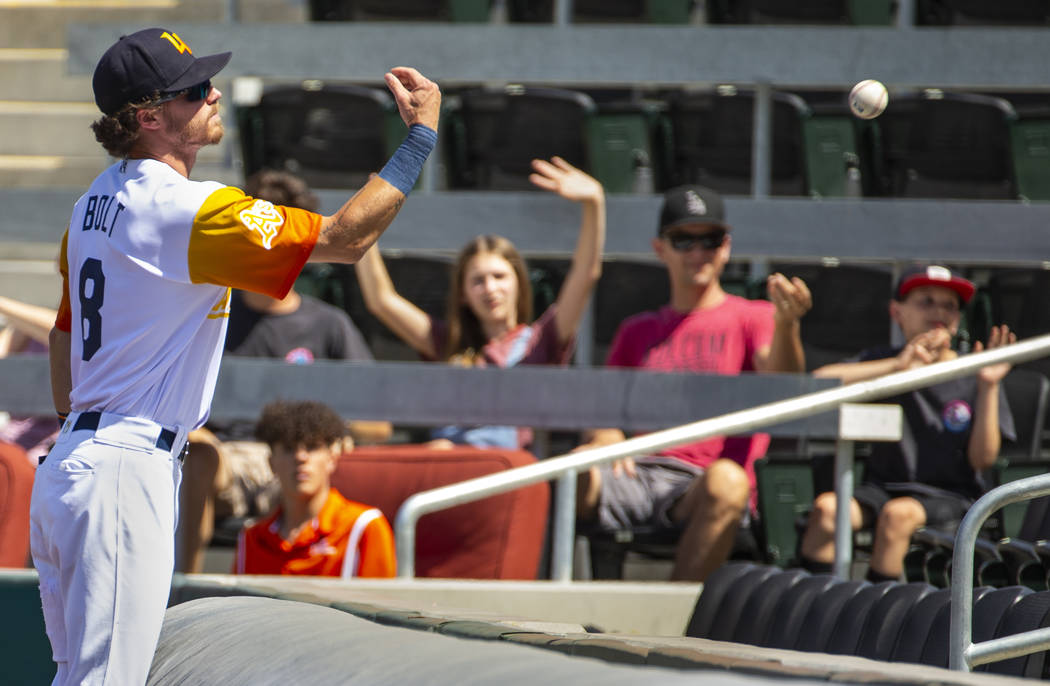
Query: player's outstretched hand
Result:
<box><xmin>767</xmin><ymin>273</ymin><xmax>811</xmax><ymax>323</ymax></box>
<box><xmin>974</xmin><ymin>324</ymin><xmax>1017</xmax><ymax>385</ymax></box>
<box><xmin>529</xmin><ymin>157</ymin><xmax>604</xmax><ymax>204</ymax></box>
<box><xmin>384</xmin><ymin>67</ymin><xmax>441</xmax><ymax>131</ymax></box>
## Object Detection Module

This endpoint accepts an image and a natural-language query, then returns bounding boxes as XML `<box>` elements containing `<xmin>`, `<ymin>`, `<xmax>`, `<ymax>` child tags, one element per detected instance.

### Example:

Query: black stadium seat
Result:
<box><xmin>660</xmin><ymin>88</ymin><xmax>812</xmax><ymax>196</ymax></box>
<box><xmin>684</xmin><ymin>562</ymin><xmax>757</xmax><ymax>639</ymax></box>
<box><xmin>702</xmin><ymin>564</ymin><xmax>780</xmax><ymax>642</ymax></box>
<box><xmin>855</xmin><ymin>582</ymin><xmax>937</xmax><ymax>661</ymax></box>
<box><xmin>918</xmin><ymin>586</ymin><xmax>996</xmax><ymax>668</ymax></box>
<box><xmin>869</xmin><ymin>91</ymin><xmax>1018</xmax><ymax>200</ymax></box>
<box><xmin>890</xmin><ymin>588</ymin><xmax>952</xmax><ymax>664</ymax></box>
<box><xmin>916</xmin><ymin>0</ymin><xmax>1050</xmax><ymax>25</ymax></box>
<box><xmin>793</xmin><ymin>579</ymin><xmax>869</xmax><ymax>652</ymax></box>
<box><xmin>986</xmin><ymin>591</ymin><xmax>1050</xmax><ymax>677</ymax></box>
<box><xmin>686</xmin><ymin>563</ymin><xmax>1050</xmax><ymax>672</ymax></box>
<box><xmin>730</xmin><ymin>568</ymin><xmax>809</xmax><ymax>645</ymax></box>
<box><xmin>761</xmin><ymin>573</ymin><xmax>840</xmax><ymax>649</ymax></box>
<box><xmin>445</xmin><ymin>86</ymin><xmax>595</xmax><ymax>191</ymax></box>
<box><xmin>824</xmin><ymin>581</ymin><xmax>897</xmax><ymax>655</ymax></box>
<box><xmin>237</xmin><ymin>82</ymin><xmax>398</xmax><ymax>191</ymax></box>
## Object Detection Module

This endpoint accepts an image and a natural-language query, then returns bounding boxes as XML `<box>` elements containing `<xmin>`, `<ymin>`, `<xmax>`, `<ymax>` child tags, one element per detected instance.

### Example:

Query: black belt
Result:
<box><xmin>73</xmin><ymin>411</ymin><xmax>179</xmax><ymax>452</ymax></box>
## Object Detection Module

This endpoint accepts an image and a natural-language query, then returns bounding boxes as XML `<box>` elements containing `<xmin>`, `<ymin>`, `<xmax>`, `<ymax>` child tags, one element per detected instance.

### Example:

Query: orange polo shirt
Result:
<box><xmin>234</xmin><ymin>489</ymin><xmax>396</xmax><ymax>578</ymax></box>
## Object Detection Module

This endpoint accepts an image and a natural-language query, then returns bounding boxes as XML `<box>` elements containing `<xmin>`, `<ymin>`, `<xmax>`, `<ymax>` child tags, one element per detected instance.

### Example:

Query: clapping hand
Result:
<box><xmin>974</xmin><ymin>324</ymin><xmax>1017</xmax><ymax>385</ymax></box>
<box><xmin>766</xmin><ymin>273</ymin><xmax>812</xmax><ymax>323</ymax></box>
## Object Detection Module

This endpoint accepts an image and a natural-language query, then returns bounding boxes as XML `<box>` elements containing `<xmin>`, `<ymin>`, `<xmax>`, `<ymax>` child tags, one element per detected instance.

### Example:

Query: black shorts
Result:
<box><xmin>854</xmin><ymin>481</ymin><xmax>973</xmax><ymax>530</ymax></box>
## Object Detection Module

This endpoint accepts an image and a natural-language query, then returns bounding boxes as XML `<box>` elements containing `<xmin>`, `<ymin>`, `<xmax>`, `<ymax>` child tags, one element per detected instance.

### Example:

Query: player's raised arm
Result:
<box><xmin>310</xmin><ymin>67</ymin><xmax>441</xmax><ymax>264</ymax></box>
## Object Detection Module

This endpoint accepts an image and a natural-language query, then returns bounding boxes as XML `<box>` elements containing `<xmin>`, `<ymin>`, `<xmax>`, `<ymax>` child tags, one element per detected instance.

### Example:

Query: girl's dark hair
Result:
<box><xmin>254</xmin><ymin>400</ymin><xmax>346</xmax><ymax>449</ymax></box>
<box><xmin>443</xmin><ymin>234</ymin><xmax>532</xmax><ymax>361</ymax></box>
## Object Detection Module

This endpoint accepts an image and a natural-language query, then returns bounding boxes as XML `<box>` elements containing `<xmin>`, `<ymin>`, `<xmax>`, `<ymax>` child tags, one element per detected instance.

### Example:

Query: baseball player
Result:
<box><xmin>29</xmin><ymin>27</ymin><xmax>439</xmax><ymax>685</ymax></box>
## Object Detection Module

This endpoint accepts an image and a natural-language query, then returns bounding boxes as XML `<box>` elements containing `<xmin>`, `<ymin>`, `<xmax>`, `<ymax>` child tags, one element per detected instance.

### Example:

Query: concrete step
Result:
<box><xmin>0</xmin><ymin>0</ymin><xmax>222</xmax><ymax>49</ymax></box>
<box><xmin>0</xmin><ymin>50</ymin><xmax>93</xmax><ymax>102</ymax></box>
<box><xmin>0</xmin><ymin>260</ymin><xmax>62</xmax><ymax>309</ymax></box>
<box><xmin>0</xmin><ymin>0</ymin><xmax>304</xmax><ymax>49</ymax></box>
<box><xmin>0</xmin><ymin>153</ymin><xmax>243</xmax><ymax>191</ymax></box>
<box><xmin>0</xmin><ymin>100</ymin><xmax>232</xmax><ymax>158</ymax></box>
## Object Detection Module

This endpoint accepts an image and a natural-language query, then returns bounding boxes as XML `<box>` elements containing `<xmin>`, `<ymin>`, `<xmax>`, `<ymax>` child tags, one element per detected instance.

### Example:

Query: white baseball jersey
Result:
<box><xmin>56</xmin><ymin>158</ymin><xmax>321</xmax><ymax>429</ymax></box>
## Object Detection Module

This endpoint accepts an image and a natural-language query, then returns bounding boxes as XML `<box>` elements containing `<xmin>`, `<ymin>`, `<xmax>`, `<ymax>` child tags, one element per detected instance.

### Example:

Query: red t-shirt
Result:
<box><xmin>234</xmin><ymin>489</ymin><xmax>396</xmax><ymax>578</ymax></box>
<box><xmin>605</xmin><ymin>296</ymin><xmax>775</xmax><ymax>485</ymax></box>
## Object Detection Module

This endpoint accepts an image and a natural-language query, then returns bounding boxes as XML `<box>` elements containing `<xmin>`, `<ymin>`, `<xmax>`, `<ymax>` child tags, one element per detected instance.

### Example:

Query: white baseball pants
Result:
<box><xmin>30</xmin><ymin>411</ymin><xmax>186</xmax><ymax>686</ymax></box>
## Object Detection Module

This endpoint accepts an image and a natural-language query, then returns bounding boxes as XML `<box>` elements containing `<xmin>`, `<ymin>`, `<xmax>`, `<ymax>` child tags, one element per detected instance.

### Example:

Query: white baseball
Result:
<box><xmin>849</xmin><ymin>79</ymin><xmax>888</xmax><ymax>119</ymax></box>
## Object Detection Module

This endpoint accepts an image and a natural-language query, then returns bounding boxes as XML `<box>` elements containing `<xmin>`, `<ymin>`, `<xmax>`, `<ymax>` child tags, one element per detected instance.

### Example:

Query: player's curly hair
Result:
<box><xmin>245</xmin><ymin>169</ymin><xmax>320</xmax><ymax>213</ymax></box>
<box><xmin>89</xmin><ymin>92</ymin><xmax>165</xmax><ymax>158</ymax></box>
<box><xmin>444</xmin><ymin>234</ymin><xmax>532</xmax><ymax>363</ymax></box>
<box><xmin>254</xmin><ymin>400</ymin><xmax>347</xmax><ymax>449</ymax></box>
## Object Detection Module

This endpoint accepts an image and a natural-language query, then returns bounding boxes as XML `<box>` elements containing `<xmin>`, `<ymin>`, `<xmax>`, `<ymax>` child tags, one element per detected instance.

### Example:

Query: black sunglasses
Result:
<box><xmin>664</xmin><ymin>229</ymin><xmax>727</xmax><ymax>252</ymax></box>
<box><xmin>155</xmin><ymin>79</ymin><xmax>211</xmax><ymax>106</ymax></box>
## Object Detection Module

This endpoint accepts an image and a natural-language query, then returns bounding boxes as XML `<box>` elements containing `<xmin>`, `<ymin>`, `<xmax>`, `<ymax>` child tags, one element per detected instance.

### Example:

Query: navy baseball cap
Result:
<box><xmin>895</xmin><ymin>265</ymin><xmax>975</xmax><ymax>304</ymax></box>
<box><xmin>658</xmin><ymin>185</ymin><xmax>729</xmax><ymax>234</ymax></box>
<box><xmin>92</xmin><ymin>28</ymin><xmax>231</xmax><ymax>116</ymax></box>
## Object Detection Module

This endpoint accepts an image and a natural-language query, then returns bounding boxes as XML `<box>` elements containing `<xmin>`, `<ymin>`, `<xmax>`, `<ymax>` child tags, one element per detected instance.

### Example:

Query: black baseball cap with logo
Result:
<box><xmin>895</xmin><ymin>265</ymin><xmax>975</xmax><ymax>304</ymax></box>
<box><xmin>658</xmin><ymin>185</ymin><xmax>730</xmax><ymax>235</ymax></box>
<box><xmin>92</xmin><ymin>27</ymin><xmax>231</xmax><ymax>116</ymax></box>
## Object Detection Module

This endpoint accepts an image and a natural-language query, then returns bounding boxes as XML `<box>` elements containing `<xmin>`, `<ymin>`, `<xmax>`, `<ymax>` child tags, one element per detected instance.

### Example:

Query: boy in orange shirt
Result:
<box><xmin>234</xmin><ymin>400</ymin><xmax>395</xmax><ymax>578</ymax></box>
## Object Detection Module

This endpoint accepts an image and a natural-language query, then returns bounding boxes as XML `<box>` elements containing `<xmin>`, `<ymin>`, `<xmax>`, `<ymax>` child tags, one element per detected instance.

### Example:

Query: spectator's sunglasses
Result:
<box><xmin>663</xmin><ymin>228</ymin><xmax>727</xmax><ymax>252</ymax></box>
<box><xmin>155</xmin><ymin>79</ymin><xmax>212</xmax><ymax>106</ymax></box>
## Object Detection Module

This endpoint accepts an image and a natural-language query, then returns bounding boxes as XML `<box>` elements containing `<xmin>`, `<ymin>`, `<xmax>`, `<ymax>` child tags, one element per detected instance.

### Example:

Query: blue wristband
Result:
<box><xmin>378</xmin><ymin>124</ymin><xmax>438</xmax><ymax>195</ymax></box>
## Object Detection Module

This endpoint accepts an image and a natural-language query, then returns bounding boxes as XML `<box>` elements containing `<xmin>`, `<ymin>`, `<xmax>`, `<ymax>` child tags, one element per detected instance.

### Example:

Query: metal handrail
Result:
<box><xmin>394</xmin><ymin>333</ymin><xmax>1050</xmax><ymax>580</ymax></box>
<box><xmin>950</xmin><ymin>473</ymin><xmax>1050</xmax><ymax>671</ymax></box>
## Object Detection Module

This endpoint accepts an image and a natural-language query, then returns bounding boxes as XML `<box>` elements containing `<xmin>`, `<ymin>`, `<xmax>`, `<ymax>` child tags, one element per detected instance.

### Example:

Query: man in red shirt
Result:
<box><xmin>234</xmin><ymin>400</ymin><xmax>395</xmax><ymax>578</ymax></box>
<box><xmin>577</xmin><ymin>185</ymin><xmax>811</xmax><ymax>582</ymax></box>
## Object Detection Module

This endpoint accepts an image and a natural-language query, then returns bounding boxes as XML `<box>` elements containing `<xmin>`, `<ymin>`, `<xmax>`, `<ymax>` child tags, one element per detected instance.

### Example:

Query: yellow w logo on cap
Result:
<box><xmin>159</xmin><ymin>31</ymin><xmax>192</xmax><ymax>55</ymax></box>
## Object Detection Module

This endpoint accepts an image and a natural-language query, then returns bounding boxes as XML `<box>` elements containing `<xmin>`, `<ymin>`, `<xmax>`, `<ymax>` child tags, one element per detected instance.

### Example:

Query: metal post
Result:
<box><xmin>833</xmin><ymin>438</ymin><xmax>855</xmax><ymax>579</ymax></box>
<box><xmin>574</xmin><ymin>297</ymin><xmax>595</xmax><ymax>367</ymax></box>
<box><xmin>550</xmin><ymin>471</ymin><xmax>578</xmax><ymax>581</ymax></box>
<box><xmin>751</xmin><ymin>81</ymin><xmax>772</xmax><ymax>198</ymax></box>
<box><xmin>554</xmin><ymin>0</ymin><xmax>572</xmax><ymax>26</ymax></box>
<box><xmin>896</xmin><ymin>0</ymin><xmax>915</xmax><ymax>29</ymax></box>
<box><xmin>950</xmin><ymin>473</ymin><xmax>1050</xmax><ymax>670</ymax></box>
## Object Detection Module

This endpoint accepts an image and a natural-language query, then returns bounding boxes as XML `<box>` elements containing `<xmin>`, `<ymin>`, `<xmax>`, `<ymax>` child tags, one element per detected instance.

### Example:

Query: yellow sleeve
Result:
<box><xmin>187</xmin><ymin>187</ymin><xmax>321</xmax><ymax>299</ymax></box>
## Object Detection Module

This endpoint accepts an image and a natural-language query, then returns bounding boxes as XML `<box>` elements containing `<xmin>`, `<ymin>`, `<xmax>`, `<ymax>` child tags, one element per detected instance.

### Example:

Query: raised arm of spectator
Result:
<box><xmin>354</xmin><ymin>244</ymin><xmax>437</xmax><ymax>359</ymax></box>
<box><xmin>968</xmin><ymin>324</ymin><xmax>1016</xmax><ymax>471</ymax></box>
<box><xmin>755</xmin><ymin>273</ymin><xmax>811</xmax><ymax>373</ymax></box>
<box><xmin>528</xmin><ymin>157</ymin><xmax>606</xmax><ymax>345</ymax></box>
<box><xmin>310</xmin><ymin>67</ymin><xmax>440</xmax><ymax>265</ymax></box>
<box><xmin>0</xmin><ymin>295</ymin><xmax>59</xmax><ymax>353</ymax></box>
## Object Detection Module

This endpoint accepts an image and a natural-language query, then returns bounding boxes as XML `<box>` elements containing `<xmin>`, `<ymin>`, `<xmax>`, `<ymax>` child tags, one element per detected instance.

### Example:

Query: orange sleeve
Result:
<box><xmin>187</xmin><ymin>187</ymin><xmax>321</xmax><ymax>299</ymax></box>
<box><xmin>55</xmin><ymin>231</ymin><xmax>72</xmax><ymax>333</ymax></box>
<box><xmin>357</xmin><ymin>514</ymin><xmax>397</xmax><ymax>578</ymax></box>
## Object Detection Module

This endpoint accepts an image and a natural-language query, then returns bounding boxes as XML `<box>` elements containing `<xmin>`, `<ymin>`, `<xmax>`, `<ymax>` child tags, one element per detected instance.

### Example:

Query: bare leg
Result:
<box><xmin>800</xmin><ymin>491</ymin><xmax>863</xmax><ymax>564</ymax></box>
<box><xmin>869</xmin><ymin>497</ymin><xmax>925</xmax><ymax>578</ymax></box>
<box><xmin>669</xmin><ymin>459</ymin><xmax>751</xmax><ymax>582</ymax></box>
<box><xmin>175</xmin><ymin>441</ymin><xmax>221</xmax><ymax>573</ymax></box>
